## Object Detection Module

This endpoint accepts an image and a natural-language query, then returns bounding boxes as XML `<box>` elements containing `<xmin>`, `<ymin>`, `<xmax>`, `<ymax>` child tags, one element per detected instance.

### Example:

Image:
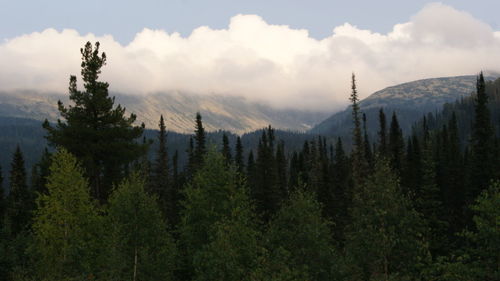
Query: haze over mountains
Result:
<box><xmin>309</xmin><ymin>75</ymin><xmax>496</xmax><ymax>136</ymax></box>
<box><xmin>0</xmin><ymin>74</ymin><xmax>494</xmax><ymax>135</ymax></box>
<box><xmin>0</xmin><ymin>90</ymin><xmax>329</xmax><ymax>134</ymax></box>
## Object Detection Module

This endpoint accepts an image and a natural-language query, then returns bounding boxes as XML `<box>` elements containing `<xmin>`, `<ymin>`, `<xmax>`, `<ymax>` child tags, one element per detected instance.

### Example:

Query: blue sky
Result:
<box><xmin>1</xmin><ymin>0</ymin><xmax>498</xmax><ymax>44</ymax></box>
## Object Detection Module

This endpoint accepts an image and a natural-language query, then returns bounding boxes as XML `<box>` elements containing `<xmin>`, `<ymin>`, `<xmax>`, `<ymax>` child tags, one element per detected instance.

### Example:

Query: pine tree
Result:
<box><xmin>221</xmin><ymin>133</ymin><xmax>232</xmax><ymax>165</ymax></box>
<box><xmin>389</xmin><ymin>111</ymin><xmax>405</xmax><ymax>175</ymax></box>
<box><xmin>178</xmin><ymin>149</ymin><xmax>246</xmax><ymax>280</ymax></box>
<box><xmin>350</xmin><ymin>73</ymin><xmax>367</xmax><ymax>184</ymax></box>
<box><xmin>345</xmin><ymin>157</ymin><xmax>428</xmax><ymax>280</ymax></box>
<box><xmin>193</xmin><ymin>112</ymin><xmax>206</xmax><ymax>171</ymax></box>
<box><xmin>235</xmin><ymin>136</ymin><xmax>244</xmax><ymax>174</ymax></box>
<box><xmin>416</xmin><ymin>135</ymin><xmax>448</xmax><ymax>256</ymax></box>
<box><xmin>265</xmin><ymin>189</ymin><xmax>341</xmax><ymax>281</ymax></box>
<box><xmin>331</xmin><ymin>137</ymin><xmax>351</xmax><ymax>244</ymax></box>
<box><xmin>30</xmin><ymin>148</ymin><xmax>52</xmax><ymax>196</ymax></box>
<box><xmin>192</xmin><ymin>179</ymin><xmax>259</xmax><ymax>281</ymax></box>
<box><xmin>378</xmin><ymin>108</ymin><xmax>388</xmax><ymax>156</ymax></box>
<box><xmin>105</xmin><ymin>173</ymin><xmax>176</xmax><ymax>281</ymax></box>
<box><xmin>468</xmin><ymin>72</ymin><xmax>494</xmax><ymax>203</ymax></box>
<box><xmin>152</xmin><ymin>115</ymin><xmax>171</xmax><ymax>220</ymax></box>
<box><xmin>362</xmin><ymin>113</ymin><xmax>373</xmax><ymax>169</ymax></box>
<box><xmin>6</xmin><ymin>145</ymin><xmax>32</xmax><ymax>236</ymax></box>
<box><xmin>43</xmin><ymin>41</ymin><xmax>146</xmax><ymax>202</ymax></box>
<box><xmin>253</xmin><ymin>126</ymin><xmax>281</xmax><ymax>220</ymax></box>
<box><xmin>32</xmin><ymin>149</ymin><xmax>102</xmax><ymax>280</ymax></box>
<box><xmin>275</xmin><ymin>140</ymin><xmax>288</xmax><ymax>199</ymax></box>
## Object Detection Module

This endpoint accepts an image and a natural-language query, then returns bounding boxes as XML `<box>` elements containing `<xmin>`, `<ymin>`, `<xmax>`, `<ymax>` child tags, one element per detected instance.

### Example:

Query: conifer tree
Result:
<box><xmin>265</xmin><ymin>189</ymin><xmax>341</xmax><ymax>281</ymax></box>
<box><xmin>275</xmin><ymin>140</ymin><xmax>288</xmax><ymax>199</ymax></box>
<box><xmin>350</xmin><ymin>73</ymin><xmax>366</xmax><ymax>183</ymax></box>
<box><xmin>378</xmin><ymin>108</ymin><xmax>388</xmax><ymax>156</ymax></box>
<box><xmin>6</xmin><ymin>145</ymin><xmax>32</xmax><ymax>236</ymax></box>
<box><xmin>416</xmin><ymin>136</ymin><xmax>448</xmax><ymax>256</ymax></box>
<box><xmin>332</xmin><ymin>137</ymin><xmax>351</xmax><ymax>243</ymax></box>
<box><xmin>389</xmin><ymin>111</ymin><xmax>405</xmax><ymax>175</ymax></box>
<box><xmin>178</xmin><ymin>149</ymin><xmax>246</xmax><ymax>280</ymax></box>
<box><xmin>30</xmin><ymin>148</ymin><xmax>52</xmax><ymax>195</ymax></box>
<box><xmin>345</xmin><ymin>157</ymin><xmax>428</xmax><ymax>280</ymax></box>
<box><xmin>221</xmin><ymin>133</ymin><xmax>232</xmax><ymax>165</ymax></box>
<box><xmin>192</xmin><ymin>179</ymin><xmax>259</xmax><ymax>281</ymax></box>
<box><xmin>468</xmin><ymin>72</ymin><xmax>494</xmax><ymax>203</ymax></box>
<box><xmin>43</xmin><ymin>41</ymin><xmax>146</xmax><ymax>202</ymax></box>
<box><xmin>235</xmin><ymin>136</ymin><xmax>244</xmax><ymax>174</ymax></box>
<box><xmin>105</xmin><ymin>173</ymin><xmax>176</xmax><ymax>281</ymax></box>
<box><xmin>254</xmin><ymin>126</ymin><xmax>280</xmax><ymax>220</ymax></box>
<box><xmin>362</xmin><ymin>113</ymin><xmax>373</xmax><ymax>169</ymax></box>
<box><xmin>32</xmin><ymin>149</ymin><xmax>102</xmax><ymax>280</ymax></box>
<box><xmin>152</xmin><ymin>115</ymin><xmax>171</xmax><ymax>219</ymax></box>
<box><xmin>193</xmin><ymin>112</ymin><xmax>206</xmax><ymax>171</ymax></box>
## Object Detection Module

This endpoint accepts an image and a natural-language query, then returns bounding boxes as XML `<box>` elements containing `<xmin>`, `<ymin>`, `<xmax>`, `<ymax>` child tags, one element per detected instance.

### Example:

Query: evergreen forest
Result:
<box><xmin>0</xmin><ymin>42</ymin><xmax>499</xmax><ymax>281</ymax></box>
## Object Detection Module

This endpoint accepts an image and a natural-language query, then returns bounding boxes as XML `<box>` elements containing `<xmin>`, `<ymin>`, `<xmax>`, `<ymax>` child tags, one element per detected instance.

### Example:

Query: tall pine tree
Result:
<box><xmin>43</xmin><ymin>41</ymin><xmax>146</xmax><ymax>202</ymax></box>
<box><xmin>468</xmin><ymin>72</ymin><xmax>495</xmax><ymax>203</ymax></box>
<box><xmin>6</xmin><ymin>145</ymin><xmax>32</xmax><ymax>236</ymax></box>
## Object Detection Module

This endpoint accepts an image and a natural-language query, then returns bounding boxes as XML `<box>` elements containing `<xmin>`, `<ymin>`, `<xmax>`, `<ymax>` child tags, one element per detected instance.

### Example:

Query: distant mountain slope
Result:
<box><xmin>0</xmin><ymin>91</ymin><xmax>329</xmax><ymax>134</ymax></box>
<box><xmin>309</xmin><ymin>75</ymin><xmax>495</xmax><ymax>137</ymax></box>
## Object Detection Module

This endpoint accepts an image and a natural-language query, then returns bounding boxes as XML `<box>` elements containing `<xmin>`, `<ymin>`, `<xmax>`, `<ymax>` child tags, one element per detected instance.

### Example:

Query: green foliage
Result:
<box><xmin>104</xmin><ymin>173</ymin><xmax>176</xmax><ymax>281</ymax></box>
<box><xmin>43</xmin><ymin>41</ymin><xmax>146</xmax><ymax>202</ymax></box>
<box><xmin>460</xmin><ymin>180</ymin><xmax>499</xmax><ymax>280</ymax></box>
<box><xmin>345</xmin><ymin>158</ymin><xmax>429</xmax><ymax>280</ymax></box>
<box><xmin>265</xmin><ymin>189</ymin><xmax>342</xmax><ymax>281</ymax></box>
<box><xmin>192</xmin><ymin>187</ymin><xmax>259</xmax><ymax>281</ymax></box>
<box><xmin>193</xmin><ymin>112</ymin><xmax>206</xmax><ymax>171</ymax></box>
<box><xmin>468</xmin><ymin>72</ymin><xmax>495</xmax><ymax>203</ymax></box>
<box><xmin>6</xmin><ymin>145</ymin><xmax>32</xmax><ymax>236</ymax></box>
<box><xmin>31</xmin><ymin>148</ymin><xmax>102</xmax><ymax>280</ymax></box>
<box><xmin>178</xmin><ymin>148</ymin><xmax>245</xmax><ymax>278</ymax></box>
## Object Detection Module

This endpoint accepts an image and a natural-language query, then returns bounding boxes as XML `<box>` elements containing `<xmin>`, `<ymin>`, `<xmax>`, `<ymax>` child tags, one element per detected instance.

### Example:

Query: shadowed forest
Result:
<box><xmin>0</xmin><ymin>42</ymin><xmax>499</xmax><ymax>281</ymax></box>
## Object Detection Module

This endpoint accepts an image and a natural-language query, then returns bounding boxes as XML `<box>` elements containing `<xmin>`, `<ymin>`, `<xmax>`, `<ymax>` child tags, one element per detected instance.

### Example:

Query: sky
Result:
<box><xmin>1</xmin><ymin>1</ymin><xmax>500</xmax><ymax>110</ymax></box>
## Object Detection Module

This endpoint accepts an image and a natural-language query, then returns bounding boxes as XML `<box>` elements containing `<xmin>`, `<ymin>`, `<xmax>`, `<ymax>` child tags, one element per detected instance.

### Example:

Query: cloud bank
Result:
<box><xmin>1</xmin><ymin>3</ymin><xmax>499</xmax><ymax>110</ymax></box>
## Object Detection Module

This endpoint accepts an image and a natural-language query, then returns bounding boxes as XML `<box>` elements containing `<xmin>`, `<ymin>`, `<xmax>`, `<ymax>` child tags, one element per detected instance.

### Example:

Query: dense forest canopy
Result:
<box><xmin>0</xmin><ymin>42</ymin><xmax>499</xmax><ymax>281</ymax></box>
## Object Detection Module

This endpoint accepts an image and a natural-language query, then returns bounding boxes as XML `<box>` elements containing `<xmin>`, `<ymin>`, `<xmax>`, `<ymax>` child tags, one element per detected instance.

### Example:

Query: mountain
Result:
<box><xmin>309</xmin><ymin>75</ymin><xmax>496</xmax><ymax>137</ymax></box>
<box><xmin>0</xmin><ymin>91</ymin><xmax>330</xmax><ymax>134</ymax></box>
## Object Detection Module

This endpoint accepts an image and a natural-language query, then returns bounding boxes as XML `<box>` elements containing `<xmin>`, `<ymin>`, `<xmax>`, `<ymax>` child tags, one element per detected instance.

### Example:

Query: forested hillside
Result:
<box><xmin>0</xmin><ymin>42</ymin><xmax>498</xmax><ymax>281</ymax></box>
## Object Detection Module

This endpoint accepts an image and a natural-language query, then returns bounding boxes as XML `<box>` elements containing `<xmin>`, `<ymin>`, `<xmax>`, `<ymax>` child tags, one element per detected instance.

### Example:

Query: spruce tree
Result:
<box><xmin>221</xmin><ymin>133</ymin><xmax>232</xmax><ymax>165</ymax></box>
<box><xmin>235</xmin><ymin>136</ymin><xmax>244</xmax><ymax>174</ymax></box>
<box><xmin>350</xmin><ymin>73</ymin><xmax>367</xmax><ymax>184</ymax></box>
<box><xmin>265</xmin><ymin>189</ymin><xmax>341</xmax><ymax>281</ymax></box>
<box><xmin>468</xmin><ymin>72</ymin><xmax>494</xmax><ymax>203</ymax></box>
<box><xmin>345</xmin><ymin>157</ymin><xmax>428</xmax><ymax>280</ymax></box>
<box><xmin>31</xmin><ymin>148</ymin><xmax>52</xmax><ymax>196</ymax></box>
<box><xmin>193</xmin><ymin>112</ymin><xmax>206</xmax><ymax>171</ymax></box>
<box><xmin>253</xmin><ymin>126</ymin><xmax>280</xmax><ymax>221</ymax></box>
<box><xmin>43</xmin><ymin>41</ymin><xmax>146</xmax><ymax>202</ymax></box>
<box><xmin>152</xmin><ymin>115</ymin><xmax>171</xmax><ymax>220</ymax></box>
<box><xmin>178</xmin><ymin>149</ymin><xmax>246</xmax><ymax>280</ymax></box>
<box><xmin>6</xmin><ymin>145</ymin><xmax>32</xmax><ymax>236</ymax></box>
<box><xmin>362</xmin><ymin>113</ymin><xmax>373</xmax><ymax>169</ymax></box>
<box><xmin>192</xmin><ymin>178</ymin><xmax>259</xmax><ymax>281</ymax></box>
<box><xmin>378</xmin><ymin>108</ymin><xmax>388</xmax><ymax>156</ymax></box>
<box><xmin>389</xmin><ymin>111</ymin><xmax>405</xmax><ymax>175</ymax></box>
<box><xmin>332</xmin><ymin>137</ymin><xmax>351</xmax><ymax>244</ymax></box>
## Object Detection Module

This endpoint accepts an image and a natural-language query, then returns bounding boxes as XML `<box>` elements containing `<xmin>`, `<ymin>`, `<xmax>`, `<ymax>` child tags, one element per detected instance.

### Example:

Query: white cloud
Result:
<box><xmin>0</xmin><ymin>2</ymin><xmax>499</xmax><ymax>110</ymax></box>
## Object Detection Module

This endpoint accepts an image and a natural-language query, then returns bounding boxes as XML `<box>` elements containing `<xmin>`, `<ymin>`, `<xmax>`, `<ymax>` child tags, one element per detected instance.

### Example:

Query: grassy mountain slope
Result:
<box><xmin>0</xmin><ymin>91</ymin><xmax>328</xmax><ymax>134</ymax></box>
